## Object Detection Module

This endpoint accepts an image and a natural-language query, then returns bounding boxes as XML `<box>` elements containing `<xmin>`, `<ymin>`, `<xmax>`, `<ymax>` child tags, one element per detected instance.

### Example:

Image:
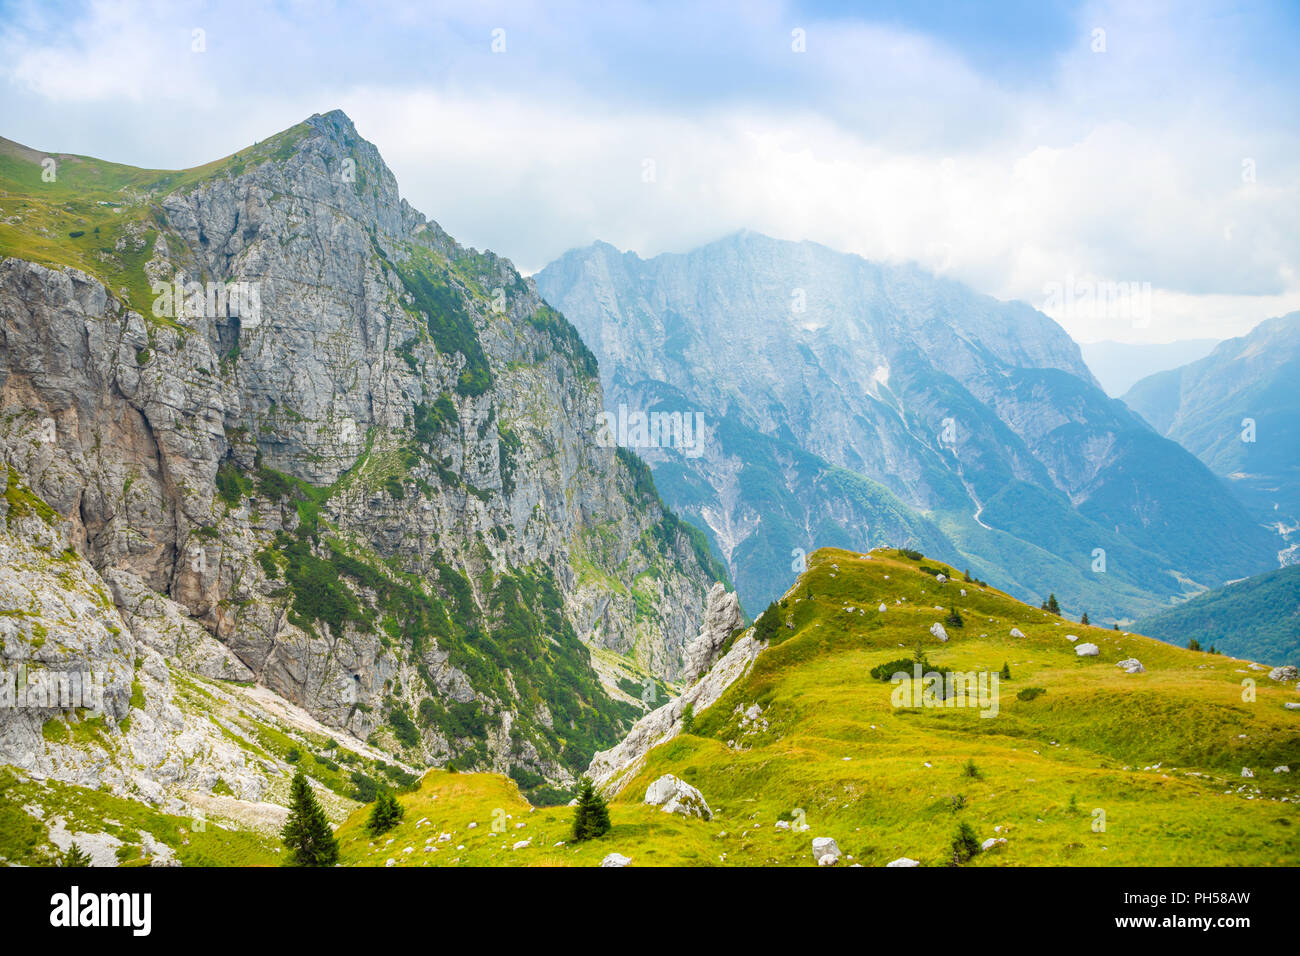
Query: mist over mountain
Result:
<box><xmin>1079</xmin><ymin>339</ymin><xmax>1220</xmax><ymax>397</ymax></box>
<box><xmin>1123</xmin><ymin>313</ymin><xmax>1300</xmax><ymax>565</ymax></box>
<box><xmin>537</xmin><ymin>232</ymin><xmax>1279</xmax><ymax>622</ymax></box>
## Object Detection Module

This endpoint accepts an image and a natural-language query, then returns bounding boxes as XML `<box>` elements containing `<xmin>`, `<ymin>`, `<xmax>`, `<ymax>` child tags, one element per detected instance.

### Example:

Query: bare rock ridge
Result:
<box><xmin>0</xmin><ymin>109</ymin><xmax>724</xmax><ymax>795</ymax></box>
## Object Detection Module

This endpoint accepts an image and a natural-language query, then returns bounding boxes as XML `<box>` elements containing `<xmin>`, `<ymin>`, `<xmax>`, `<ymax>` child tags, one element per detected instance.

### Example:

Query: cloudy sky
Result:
<box><xmin>2</xmin><ymin>0</ymin><xmax>1298</xmax><ymax>343</ymax></box>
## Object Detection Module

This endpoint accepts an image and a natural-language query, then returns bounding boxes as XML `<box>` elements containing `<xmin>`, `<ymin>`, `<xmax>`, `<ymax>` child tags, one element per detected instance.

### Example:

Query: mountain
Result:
<box><xmin>535</xmin><ymin>233</ymin><xmax>1278</xmax><ymax>623</ymax></box>
<box><xmin>0</xmin><ymin>111</ymin><xmax>729</xmax><ymax>812</ymax></box>
<box><xmin>1122</xmin><ymin>313</ymin><xmax>1300</xmax><ymax>565</ymax></box>
<box><xmin>1079</xmin><ymin>339</ymin><xmax>1220</xmax><ymax>397</ymax></box>
<box><xmin>1136</xmin><ymin>565</ymin><xmax>1300</xmax><ymax>666</ymax></box>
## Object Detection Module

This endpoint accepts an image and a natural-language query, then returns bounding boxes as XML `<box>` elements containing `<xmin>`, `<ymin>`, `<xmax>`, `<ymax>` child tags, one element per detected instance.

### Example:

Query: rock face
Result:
<box><xmin>0</xmin><ymin>110</ymin><xmax>721</xmax><ymax>789</ymax></box>
<box><xmin>643</xmin><ymin>774</ymin><xmax>712</xmax><ymax>819</ymax></box>
<box><xmin>1116</xmin><ymin>658</ymin><xmax>1145</xmax><ymax>674</ymax></box>
<box><xmin>681</xmin><ymin>583</ymin><xmax>744</xmax><ymax>685</ymax></box>
<box><xmin>536</xmin><ymin>233</ymin><xmax>1276</xmax><ymax>623</ymax></box>
<box><xmin>1076</xmin><ymin>643</ymin><xmax>1100</xmax><ymax>657</ymax></box>
<box><xmin>812</xmin><ymin>836</ymin><xmax>841</xmax><ymax>865</ymax></box>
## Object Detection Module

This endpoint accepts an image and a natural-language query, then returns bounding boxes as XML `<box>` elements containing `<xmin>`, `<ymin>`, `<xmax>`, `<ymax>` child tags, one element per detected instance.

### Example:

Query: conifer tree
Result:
<box><xmin>1000</xmin><ymin>662</ymin><xmax>1011</xmax><ymax>680</ymax></box>
<box><xmin>62</xmin><ymin>842</ymin><xmax>93</xmax><ymax>867</ymax></box>
<box><xmin>571</xmin><ymin>776</ymin><xmax>611</xmax><ymax>842</ymax></box>
<box><xmin>1080</xmin><ymin>611</ymin><xmax>1090</xmax><ymax>626</ymax></box>
<box><xmin>1046</xmin><ymin>593</ymin><xmax>1061</xmax><ymax>615</ymax></box>
<box><xmin>281</xmin><ymin>770</ymin><xmax>339</xmax><ymax>866</ymax></box>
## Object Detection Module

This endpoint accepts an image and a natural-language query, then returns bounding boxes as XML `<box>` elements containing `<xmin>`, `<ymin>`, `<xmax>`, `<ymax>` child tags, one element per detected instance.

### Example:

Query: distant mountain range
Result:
<box><xmin>1123</xmin><ymin>313</ymin><xmax>1300</xmax><ymax>565</ymax></box>
<box><xmin>536</xmin><ymin>232</ymin><xmax>1279</xmax><ymax>623</ymax></box>
<box><xmin>1079</xmin><ymin>339</ymin><xmax>1220</xmax><ymax>397</ymax></box>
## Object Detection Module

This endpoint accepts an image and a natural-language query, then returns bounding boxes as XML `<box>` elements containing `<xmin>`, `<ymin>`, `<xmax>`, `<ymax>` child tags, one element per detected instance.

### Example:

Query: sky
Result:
<box><xmin>1</xmin><ymin>0</ymin><xmax>1298</xmax><ymax>344</ymax></box>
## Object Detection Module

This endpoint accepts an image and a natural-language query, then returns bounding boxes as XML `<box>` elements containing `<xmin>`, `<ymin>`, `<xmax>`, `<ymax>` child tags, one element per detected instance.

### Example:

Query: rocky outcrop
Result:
<box><xmin>1270</xmin><ymin>665</ymin><xmax>1299</xmax><ymax>682</ymax></box>
<box><xmin>1116</xmin><ymin>658</ymin><xmax>1145</xmax><ymax>674</ymax></box>
<box><xmin>681</xmin><ymin>583</ymin><xmax>744</xmax><ymax>685</ymax></box>
<box><xmin>587</xmin><ymin>600</ymin><xmax>758</xmax><ymax>795</ymax></box>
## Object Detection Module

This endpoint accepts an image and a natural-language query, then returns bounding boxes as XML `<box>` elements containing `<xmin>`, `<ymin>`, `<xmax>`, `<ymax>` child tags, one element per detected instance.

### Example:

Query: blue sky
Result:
<box><xmin>1</xmin><ymin>0</ymin><xmax>1298</xmax><ymax>342</ymax></box>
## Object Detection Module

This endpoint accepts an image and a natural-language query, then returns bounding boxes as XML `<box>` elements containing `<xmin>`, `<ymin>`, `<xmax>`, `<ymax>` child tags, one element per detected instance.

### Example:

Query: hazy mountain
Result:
<box><xmin>1123</xmin><ymin>313</ymin><xmax>1300</xmax><ymax>564</ymax></box>
<box><xmin>1079</xmin><ymin>338</ymin><xmax>1220</xmax><ymax>397</ymax></box>
<box><xmin>536</xmin><ymin>232</ymin><xmax>1278</xmax><ymax>621</ymax></box>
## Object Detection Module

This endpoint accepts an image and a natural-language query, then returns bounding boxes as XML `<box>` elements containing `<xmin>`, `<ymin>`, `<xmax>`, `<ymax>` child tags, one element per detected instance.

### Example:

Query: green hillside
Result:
<box><xmin>332</xmin><ymin>547</ymin><xmax>1300</xmax><ymax>867</ymax></box>
<box><xmin>1137</xmin><ymin>565</ymin><xmax>1300</xmax><ymax>666</ymax></box>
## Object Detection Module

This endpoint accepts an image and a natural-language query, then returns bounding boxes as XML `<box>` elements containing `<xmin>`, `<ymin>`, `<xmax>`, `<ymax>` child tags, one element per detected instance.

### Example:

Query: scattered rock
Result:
<box><xmin>1268</xmin><ymin>665</ymin><xmax>1299</xmax><ymax>682</ymax></box>
<box><xmin>886</xmin><ymin>857</ymin><xmax>920</xmax><ymax>867</ymax></box>
<box><xmin>812</xmin><ymin>837</ymin><xmax>841</xmax><ymax>865</ymax></box>
<box><xmin>1010</xmin><ymin>627</ymin><xmax>1026</xmax><ymax>638</ymax></box>
<box><xmin>1274</xmin><ymin>766</ymin><xmax>1291</xmax><ymax>774</ymax></box>
<box><xmin>981</xmin><ymin>837</ymin><xmax>1007</xmax><ymax>851</ymax></box>
<box><xmin>930</xmin><ymin>622</ymin><xmax>949</xmax><ymax>643</ymax></box>
<box><xmin>1116</xmin><ymin>658</ymin><xmax>1144</xmax><ymax>674</ymax></box>
<box><xmin>1076</xmin><ymin>643</ymin><xmax>1100</xmax><ymax>657</ymax></box>
<box><xmin>1241</xmin><ymin>767</ymin><xmax>1255</xmax><ymax>778</ymax></box>
<box><xmin>600</xmin><ymin>852</ymin><xmax>632</xmax><ymax>867</ymax></box>
<box><xmin>1065</xmin><ymin>634</ymin><xmax>1079</xmax><ymax>642</ymax></box>
<box><xmin>512</xmin><ymin>839</ymin><xmax>531</xmax><ymax>850</ymax></box>
<box><xmin>878</xmin><ymin>603</ymin><xmax>888</xmax><ymax>613</ymax></box>
<box><xmin>643</xmin><ymin>774</ymin><xmax>712</xmax><ymax>820</ymax></box>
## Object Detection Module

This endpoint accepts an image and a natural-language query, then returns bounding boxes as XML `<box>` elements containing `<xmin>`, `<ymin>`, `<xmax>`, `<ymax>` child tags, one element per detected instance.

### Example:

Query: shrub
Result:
<box><xmin>950</xmin><ymin>821</ymin><xmax>982</xmax><ymax>865</ymax></box>
<box><xmin>1017</xmin><ymin>686</ymin><xmax>1046</xmax><ymax>702</ymax></box>
<box><xmin>680</xmin><ymin>703</ymin><xmax>695</xmax><ymax>734</ymax></box>
<box><xmin>1000</xmin><ymin>662</ymin><xmax>1011</xmax><ymax>680</ymax></box>
<box><xmin>962</xmin><ymin>758</ymin><xmax>983</xmax><ymax>779</ymax></box>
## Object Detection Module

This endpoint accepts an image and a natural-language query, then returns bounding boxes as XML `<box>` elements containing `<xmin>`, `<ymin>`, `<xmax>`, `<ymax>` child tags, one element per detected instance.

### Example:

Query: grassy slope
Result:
<box><xmin>341</xmin><ymin>547</ymin><xmax>1300</xmax><ymax>866</ymax></box>
<box><xmin>0</xmin><ymin>126</ymin><xmax>309</xmax><ymax>318</ymax></box>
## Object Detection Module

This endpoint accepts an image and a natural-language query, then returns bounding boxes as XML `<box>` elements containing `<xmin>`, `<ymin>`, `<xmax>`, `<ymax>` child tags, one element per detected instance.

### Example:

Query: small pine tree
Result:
<box><xmin>1113</xmin><ymin>623</ymin><xmax>1119</xmax><ymax>631</ymax></box>
<box><xmin>571</xmin><ymin>776</ymin><xmax>611</xmax><ymax>842</ymax></box>
<box><xmin>1188</xmin><ymin>637</ymin><xmax>1202</xmax><ymax>652</ymax></box>
<box><xmin>963</xmin><ymin>568</ymin><xmax>972</xmax><ymax>583</ymax></box>
<box><xmin>62</xmin><ymin>842</ymin><xmax>93</xmax><ymax>867</ymax></box>
<box><xmin>753</xmin><ymin>601</ymin><xmax>783</xmax><ymax>643</ymax></box>
<box><xmin>962</xmin><ymin>758</ymin><xmax>982</xmax><ymax>780</ymax></box>
<box><xmin>945</xmin><ymin>607</ymin><xmax>964</xmax><ymax>628</ymax></box>
<box><xmin>1081</xmin><ymin>611</ymin><xmax>1090</xmax><ymax>626</ymax></box>
<box><xmin>1000</xmin><ymin>662</ymin><xmax>1011</xmax><ymax>680</ymax></box>
<box><xmin>950</xmin><ymin>821</ymin><xmax>982</xmax><ymax>865</ymax></box>
<box><xmin>366</xmin><ymin>789</ymin><xmax>406</xmax><ymax>837</ymax></box>
<box><xmin>680</xmin><ymin>703</ymin><xmax>695</xmax><ymax>735</ymax></box>
<box><xmin>281</xmin><ymin>770</ymin><xmax>340</xmax><ymax>866</ymax></box>
<box><xmin>1208</xmin><ymin>645</ymin><xmax>1217</xmax><ymax>654</ymax></box>
<box><xmin>1046</xmin><ymin>593</ymin><xmax>1061</xmax><ymax>615</ymax></box>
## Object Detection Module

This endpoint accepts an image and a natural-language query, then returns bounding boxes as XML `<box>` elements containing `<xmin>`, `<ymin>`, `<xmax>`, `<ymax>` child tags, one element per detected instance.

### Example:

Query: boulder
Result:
<box><xmin>1287</xmin><ymin>702</ymin><xmax>1300</xmax><ymax>711</ymax></box>
<box><xmin>812</xmin><ymin>837</ymin><xmax>841</xmax><ymax>865</ymax></box>
<box><xmin>1274</xmin><ymin>766</ymin><xmax>1291</xmax><ymax>774</ymax></box>
<box><xmin>1268</xmin><ymin>665</ymin><xmax>1299</xmax><ymax>682</ymax></box>
<box><xmin>1065</xmin><ymin>634</ymin><xmax>1079</xmax><ymax>642</ymax></box>
<box><xmin>886</xmin><ymin>857</ymin><xmax>920</xmax><ymax>867</ymax></box>
<box><xmin>878</xmin><ymin>603</ymin><xmax>888</xmax><ymax>613</ymax></box>
<box><xmin>1116</xmin><ymin>658</ymin><xmax>1144</xmax><ymax>674</ymax></box>
<box><xmin>1076</xmin><ymin>643</ymin><xmax>1100</xmax><ymax>657</ymax></box>
<box><xmin>981</xmin><ymin>837</ymin><xmax>1007</xmax><ymax>851</ymax></box>
<box><xmin>1241</xmin><ymin>767</ymin><xmax>1255</xmax><ymax>778</ymax></box>
<box><xmin>643</xmin><ymin>774</ymin><xmax>712</xmax><ymax>820</ymax></box>
<box><xmin>930</xmin><ymin>622</ymin><xmax>949</xmax><ymax>643</ymax></box>
<box><xmin>1010</xmin><ymin>627</ymin><xmax>1026</xmax><ymax>638</ymax></box>
<box><xmin>600</xmin><ymin>853</ymin><xmax>632</xmax><ymax>867</ymax></box>
<box><xmin>936</xmin><ymin>574</ymin><xmax>947</xmax><ymax>583</ymax></box>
